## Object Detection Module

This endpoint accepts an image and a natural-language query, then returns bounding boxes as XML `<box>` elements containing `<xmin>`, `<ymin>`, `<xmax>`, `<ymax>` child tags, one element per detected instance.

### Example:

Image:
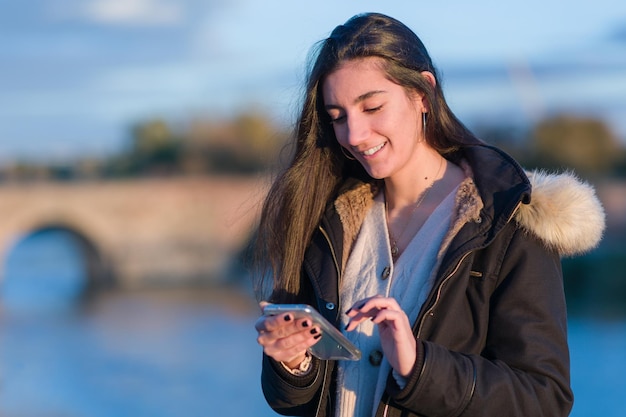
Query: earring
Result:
<box><xmin>340</xmin><ymin>146</ymin><xmax>356</xmax><ymax>160</ymax></box>
<box><xmin>422</xmin><ymin>112</ymin><xmax>428</xmax><ymax>131</ymax></box>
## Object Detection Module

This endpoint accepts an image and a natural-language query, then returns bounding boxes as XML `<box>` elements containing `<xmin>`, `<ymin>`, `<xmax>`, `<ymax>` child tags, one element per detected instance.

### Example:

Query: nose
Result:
<box><xmin>344</xmin><ymin>114</ymin><xmax>369</xmax><ymax>147</ymax></box>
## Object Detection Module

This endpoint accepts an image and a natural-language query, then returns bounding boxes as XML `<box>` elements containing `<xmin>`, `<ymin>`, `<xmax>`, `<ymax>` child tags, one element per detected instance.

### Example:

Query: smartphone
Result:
<box><xmin>263</xmin><ymin>303</ymin><xmax>361</xmax><ymax>361</ymax></box>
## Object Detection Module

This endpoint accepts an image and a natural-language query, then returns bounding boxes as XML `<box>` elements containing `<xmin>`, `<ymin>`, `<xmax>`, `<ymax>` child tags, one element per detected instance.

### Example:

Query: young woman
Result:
<box><xmin>253</xmin><ymin>13</ymin><xmax>605</xmax><ymax>417</ymax></box>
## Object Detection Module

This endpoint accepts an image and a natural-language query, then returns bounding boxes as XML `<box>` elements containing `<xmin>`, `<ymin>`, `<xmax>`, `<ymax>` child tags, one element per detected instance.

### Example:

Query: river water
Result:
<box><xmin>0</xmin><ymin>230</ymin><xmax>624</xmax><ymax>416</ymax></box>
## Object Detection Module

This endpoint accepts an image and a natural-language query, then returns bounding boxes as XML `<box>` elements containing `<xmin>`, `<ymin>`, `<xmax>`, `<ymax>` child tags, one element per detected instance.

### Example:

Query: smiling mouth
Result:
<box><xmin>360</xmin><ymin>142</ymin><xmax>386</xmax><ymax>156</ymax></box>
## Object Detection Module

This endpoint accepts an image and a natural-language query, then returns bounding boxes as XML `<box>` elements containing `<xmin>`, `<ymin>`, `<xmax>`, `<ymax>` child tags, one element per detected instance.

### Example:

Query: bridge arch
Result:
<box><xmin>0</xmin><ymin>210</ymin><xmax>116</xmax><ymax>294</ymax></box>
<box><xmin>0</xmin><ymin>177</ymin><xmax>266</xmax><ymax>289</ymax></box>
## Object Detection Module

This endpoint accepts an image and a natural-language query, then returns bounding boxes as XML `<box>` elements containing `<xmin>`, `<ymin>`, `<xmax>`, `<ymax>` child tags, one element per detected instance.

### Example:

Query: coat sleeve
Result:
<box><xmin>386</xmin><ymin>228</ymin><xmax>574</xmax><ymax>416</ymax></box>
<box><xmin>261</xmin><ymin>352</ymin><xmax>327</xmax><ymax>416</ymax></box>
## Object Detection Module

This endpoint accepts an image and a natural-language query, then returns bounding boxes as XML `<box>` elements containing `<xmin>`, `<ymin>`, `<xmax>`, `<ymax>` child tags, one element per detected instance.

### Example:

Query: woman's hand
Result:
<box><xmin>255</xmin><ymin>301</ymin><xmax>321</xmax><ymax>369</ymax></box>
<box><xmin>345</xmin><ymin>296</ymin><xmax>416</xmax><ymax>377</ymax></box>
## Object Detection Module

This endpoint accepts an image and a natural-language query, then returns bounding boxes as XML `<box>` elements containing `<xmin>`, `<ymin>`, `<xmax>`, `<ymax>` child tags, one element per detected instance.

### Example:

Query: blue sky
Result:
<box><xmin>1</xmin><ymin>0</ymin><xmax>625</xmax><ymax>163</ymax></box>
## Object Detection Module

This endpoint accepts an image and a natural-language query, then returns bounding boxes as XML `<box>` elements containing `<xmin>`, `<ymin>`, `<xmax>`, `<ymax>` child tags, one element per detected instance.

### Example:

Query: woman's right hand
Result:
<box><xmin>255</xmin><ymin>301</ymin><xmax>321</xmax><ymax>369</ymax></box>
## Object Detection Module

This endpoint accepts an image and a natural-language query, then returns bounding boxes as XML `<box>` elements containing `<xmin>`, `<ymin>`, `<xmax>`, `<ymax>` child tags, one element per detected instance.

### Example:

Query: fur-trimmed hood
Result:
<box><xmin>517</xmin><ymin>170</ymin><xmax>605</xmax><ymax>257</ymax></box>
<box><xmin>334</xmin><ymin>168</ymin><xmax>605</xmax><ymax>262</ymax></box>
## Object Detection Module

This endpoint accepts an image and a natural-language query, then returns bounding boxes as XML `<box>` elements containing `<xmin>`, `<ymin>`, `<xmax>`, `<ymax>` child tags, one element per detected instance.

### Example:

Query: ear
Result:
<box><xmin>418</xmin><ymin>71</ymin><xmax>437</xmax><ymax>112</ymax></box>
<box><xmin>420</xmin><ymin>71</ymin><xmax>437</xmax><ymax>89</ymax></box>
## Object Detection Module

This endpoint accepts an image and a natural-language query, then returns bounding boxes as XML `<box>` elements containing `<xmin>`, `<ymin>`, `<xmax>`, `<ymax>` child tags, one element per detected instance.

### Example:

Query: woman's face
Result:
<box><xmin>322</xmin><ymin>57</ymin><xmax>428</xmax><ymax>180</ymax></box>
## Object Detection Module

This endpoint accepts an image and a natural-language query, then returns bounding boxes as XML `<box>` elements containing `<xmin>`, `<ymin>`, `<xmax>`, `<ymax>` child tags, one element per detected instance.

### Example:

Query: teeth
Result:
<box><xmin>362</xmin><ymin>143</ymin><xmax>385</xmax><ymax>156</ymax></box>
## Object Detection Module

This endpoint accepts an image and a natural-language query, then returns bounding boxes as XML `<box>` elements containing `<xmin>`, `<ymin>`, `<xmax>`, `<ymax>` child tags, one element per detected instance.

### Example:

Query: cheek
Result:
<box><xmin>394</xmin><ymin>112</ymin><xmax>420</xmax><ymax>141</ymax></box>
<box><xmin>332</xmin><ymin>125</ymin><xmax>348</xmax><ymax>146</ymax></box>
<box><xmin>370</xmin><ymin>118</ymin><xmax>396</xmax><ymax>139</ymax></box>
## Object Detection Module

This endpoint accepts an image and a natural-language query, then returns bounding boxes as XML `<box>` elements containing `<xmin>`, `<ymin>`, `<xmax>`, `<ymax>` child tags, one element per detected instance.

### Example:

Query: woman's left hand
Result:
<box><xmin>345</xmin><ymin>295</ymin><xmax>416</xmax><ymax>377</ymax></box>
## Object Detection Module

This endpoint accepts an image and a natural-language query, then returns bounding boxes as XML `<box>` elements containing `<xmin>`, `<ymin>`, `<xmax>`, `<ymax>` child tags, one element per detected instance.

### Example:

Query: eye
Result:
<box><xmin>365</xmin><ymin>105</ymin><xmax>383</xmax><ymax>114</ymax></box>
<box><xmin>328</xmin><ymin>113</ymin><xmax>346</xmax><ymax>125</ymax></box>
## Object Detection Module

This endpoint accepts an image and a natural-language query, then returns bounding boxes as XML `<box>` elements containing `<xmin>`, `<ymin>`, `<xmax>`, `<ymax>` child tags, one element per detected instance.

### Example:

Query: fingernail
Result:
<box><xmin>284</xmin><ymin>315</ymin><xmax>291</xmax><ymax>322</ymax></box>
<box><xmin>310</xmin><ymin>328</ymin><xmax>317</xmax><ymax>335</ymax></box>
<box><xmin>313</xmin><ymin>334</ymin><xmax>321</xmax><ymax>340</ymax></box>
<box><xmin>302</xmin><ymin>321</ymin><xmax>309</xmax><ymax>328</ymax></box>
<box><xmin>344</xmin><ymin>324</ymin><xmax>350</xmax><ymax>330</ymax></box>
<box><xmin>345</xmin><ymin>308</ymin><xmax>352</xmax><ymax>314</ymax></box>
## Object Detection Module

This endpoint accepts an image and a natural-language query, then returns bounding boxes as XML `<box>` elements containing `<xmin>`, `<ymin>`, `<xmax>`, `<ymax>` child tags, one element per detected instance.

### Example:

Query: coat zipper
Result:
<box><xmin>416</xmin><ymin>198</ymin><xmax>522</xmax><ymax>339</ymax></box>
<box><xmin>315</xmin><ymin>361</ymin><xmax>330</xmax><ymax>417</ymax></box>
<box><xmin>320</xmin><ymin>221</ymin><xmax>498</xmax><ymax>415</ymax></box>
<box><xmin>320</xmin><ymin>226</ymin><xmax>473</xmax><ymax>416</ymax></box>
<box><xmin>416</xmin><ymin>251</ymin><xmax>472</xmax><ymax>338</ymax></box>
<box><xmin>319</xmin><ymin>225</ymin><xmax>341</xmax><ymax>283</ymax></box>
<box><xmin>406</xmin><ymin>203</ymin><xmax>522</xmax><ymax>413</ymax></box>
<box><xmin>315</xmin><ymin>225</ymin><xmax>341</xmax><ymax>417</ymax></box>
<box><xmin>507</xmin><ymin>200</ymin><xmax>523</xmax><ymax>224</ymax></box>
<box><xmin>376</xmin><ymin>253</ymin><xmax>472</xmax><ymax>417</ymax></box>
<box><xmin>385</xmin><ymin>203</ymin><xmax>521</xmax><ymax>416</ymax></box>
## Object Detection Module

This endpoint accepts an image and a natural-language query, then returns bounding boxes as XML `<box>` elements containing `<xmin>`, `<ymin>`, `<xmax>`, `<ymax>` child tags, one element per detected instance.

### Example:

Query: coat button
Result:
<box><xmin>381</xmin><ymin>266</ymin><xmax>391</xmax><ymax>280</ymax></box>
<box><xmin>325</xmin><ymin>302</ymin><xmax>335</xmax><ymax>311</ymax></box>
<box><xmin>369</xmin><ymin>350</ymin><xmax>383</xmax><ymax>366</ymax></box>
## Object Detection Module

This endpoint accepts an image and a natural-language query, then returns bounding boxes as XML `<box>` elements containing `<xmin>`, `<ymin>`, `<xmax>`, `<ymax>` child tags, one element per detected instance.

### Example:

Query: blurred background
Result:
<box><xmin>0</xmin><ymin>0</ymin><xmax>625</xmax><ymax>416</ymax></box>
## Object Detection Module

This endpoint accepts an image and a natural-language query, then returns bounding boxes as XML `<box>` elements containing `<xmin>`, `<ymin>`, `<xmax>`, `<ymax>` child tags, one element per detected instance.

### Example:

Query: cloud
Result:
<box><xmin>45</xmin><ymin>0</ymin><xmax>184</xmax><ymax>27</ymax></box>
<box><xmin>84</xmin><ymin>0</ymin><xmax>184</xmax><ymax>26</ymax></box>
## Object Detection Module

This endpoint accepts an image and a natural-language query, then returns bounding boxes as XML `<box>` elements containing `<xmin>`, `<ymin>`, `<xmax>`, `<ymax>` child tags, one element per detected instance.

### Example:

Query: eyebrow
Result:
<box><xmin>324</xmin><ymin>90</ymin><xmax>387</xmax><ymax>111</ymax></box>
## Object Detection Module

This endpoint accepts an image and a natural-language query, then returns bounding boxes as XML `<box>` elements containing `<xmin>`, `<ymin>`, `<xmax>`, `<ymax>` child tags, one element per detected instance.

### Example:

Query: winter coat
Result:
<box><xmin>261</xmin><ymin>144</ymin><xmax>605</xmax><ymax>417</ymax></box>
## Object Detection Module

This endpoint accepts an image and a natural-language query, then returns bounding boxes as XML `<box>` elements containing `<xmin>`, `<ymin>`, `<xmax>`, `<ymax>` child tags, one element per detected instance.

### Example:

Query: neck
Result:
<box><xmin>384</xmin><ymin>149</ymin><xmax>446</xmax><ymax>210</ymax></box>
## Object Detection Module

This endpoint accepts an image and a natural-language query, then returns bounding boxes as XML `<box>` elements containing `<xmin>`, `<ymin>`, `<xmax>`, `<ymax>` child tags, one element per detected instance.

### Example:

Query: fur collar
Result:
<box><xmin>517</xmin><ymin>170</ymin><xmax>605</xmax><ymax>257</ymax></box>
<box><xmin>334</xmin><ymin>169</ymin><xmax>605</xmax><ymax>263</ymax></box>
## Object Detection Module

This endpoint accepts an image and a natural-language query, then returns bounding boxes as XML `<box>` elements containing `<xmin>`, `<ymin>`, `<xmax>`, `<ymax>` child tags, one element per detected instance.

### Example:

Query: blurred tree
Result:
<box><xmin>182</xmin><ymin>111</ymin><xmax>288</xmax><ymax>174</ymax></box>
<box><xmin>1</xmin><ymin>162</ymin><xmax>53</xmax><ymax>182</ymax></box>
<box><xmin>530</xmin><ymin>115</ymin><xmax>623</xmax><ymax>178</ymax></box>
<box><xmin>74</xmin><ymin>159</ymin><xmax>103</xmax><ymax>180</ymax></box>
<box><xmin>477</xmin><ymin>115</ymin><xmax>626</xmax><ymax>180</ymax></box>
<box><xmin>475</xmin><ymin>123</ymin><xmax>532</xmax><ymax>163</ymax></box>
<box><xmin>129</xmin><ymin>119</ymin><xmax>182</xmax><ymax>175</ymax></box>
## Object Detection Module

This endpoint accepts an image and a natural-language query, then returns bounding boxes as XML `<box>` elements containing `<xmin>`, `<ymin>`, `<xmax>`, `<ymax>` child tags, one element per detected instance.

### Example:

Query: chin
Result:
<box><xmin>364</xmin><ymin>169</ymin><xmax>387</xmax><ymax>180</ymax></box>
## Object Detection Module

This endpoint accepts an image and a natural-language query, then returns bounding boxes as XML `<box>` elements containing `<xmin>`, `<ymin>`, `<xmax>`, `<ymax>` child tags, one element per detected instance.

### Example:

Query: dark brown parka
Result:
<box><xmin>261</xmin><ymin>145</ymin><xmax>605</xmax><ymax>417</ymax></box>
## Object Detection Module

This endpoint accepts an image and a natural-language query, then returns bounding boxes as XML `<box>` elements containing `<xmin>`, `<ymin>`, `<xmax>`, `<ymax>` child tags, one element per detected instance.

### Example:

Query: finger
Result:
<box><xmin>362</xmin><ymin>296</ymin><xmax>401</xmax><ymax>312</ymax></box>
<box><xmin>345</xmin><ymin>308</ymin><xmax>380</xmax><ymax>331</ymax></box>
<box><xmin>256</xmin><ymin>310</ymin><xmax>296</xmax><ymax>333</ymax></box>
<box><xmin>370</xmin><ymin>308</ymin><xmax>406</xmax><ymax>328</ymax></box>
<box><xmin>372</xmin><ymin>311</ymin><xmax>416</xmax><ymax>348</ymax></box>
<box><xmin>257</xmin><ymin>322</ymin><xmax>318</xmax><ymax>349</ymax></box>
<box><xmin>345</xmin><ymin>315</ymin><xmax>373</xmax><ymax>332</ymax></box>
<box><xmin>268</xmin><ymin>326</ymin><xmax>321</xmax><ymax>351</ymax></box>
<box><xmin>344</xmin><ymin>297</ymin><xmax>383</xmax><ymax>331</ymax></box>
<box><xmin>347</xmin><ymin>295</ymin><xmax>402</xmax><ymax>314</ymax></box>
<box><xmin>261</xmin><ymin>326</ymin><xmax>322</xmax><ymax>362</ymax></box>
<box><xmin>259</xmin><ymin>326</ymin><xmax>321</xmax><ymax>348</ymax></box>
<box><xmin>256</xmin><ymin>315</ymin><xmax>315</xmax><ymax>343</ymax></box>
<box><xmin>350</xmin><ymin>296</ymin><xmax>402</xmax><ymax>318</ymax></box>
<box><xmin>257</xmin><ymin>302</ymin><xmax>293</xmax><ymax>329</ymax></box>
<box><xmin>345</xmin><ymin>295</ymin><xmax>382</xmax><ymax>316</ymax></box>
<box><xmin>345</xmin><ymin>296</ymin><xmax>404</xmax><ymax>331</ymax></box>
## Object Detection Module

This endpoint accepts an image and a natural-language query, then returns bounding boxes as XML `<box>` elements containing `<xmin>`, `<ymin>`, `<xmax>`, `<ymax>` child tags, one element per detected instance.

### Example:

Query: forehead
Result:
<box><xmin>322</xmin><ymin>57</ymin><xmax>398</xmax><ymax>102</ymax></box>
<box><xmin>333</xmin><ymin>56</ymin><xmax>386</xmax><ymax>74</ymax></box>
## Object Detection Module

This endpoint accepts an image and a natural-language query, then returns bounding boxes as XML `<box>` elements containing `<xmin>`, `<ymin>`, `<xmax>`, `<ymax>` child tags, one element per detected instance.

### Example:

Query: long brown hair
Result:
<box><xmin>252</xmin><ymin>13</ymin><xmax>481</xmax><ymax>301</ymax></box>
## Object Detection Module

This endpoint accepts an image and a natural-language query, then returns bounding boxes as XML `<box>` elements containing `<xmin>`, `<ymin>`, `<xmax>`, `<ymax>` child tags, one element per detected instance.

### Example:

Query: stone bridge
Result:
<box><xmin>0</xmin><ymin>176</ymin><xmax>268</xmax><ymax>290</ymax></box>
<box><xmin>2</xmin><ymin>175</ymin><xmax>624</xmax><ymax>296</ymax></box>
